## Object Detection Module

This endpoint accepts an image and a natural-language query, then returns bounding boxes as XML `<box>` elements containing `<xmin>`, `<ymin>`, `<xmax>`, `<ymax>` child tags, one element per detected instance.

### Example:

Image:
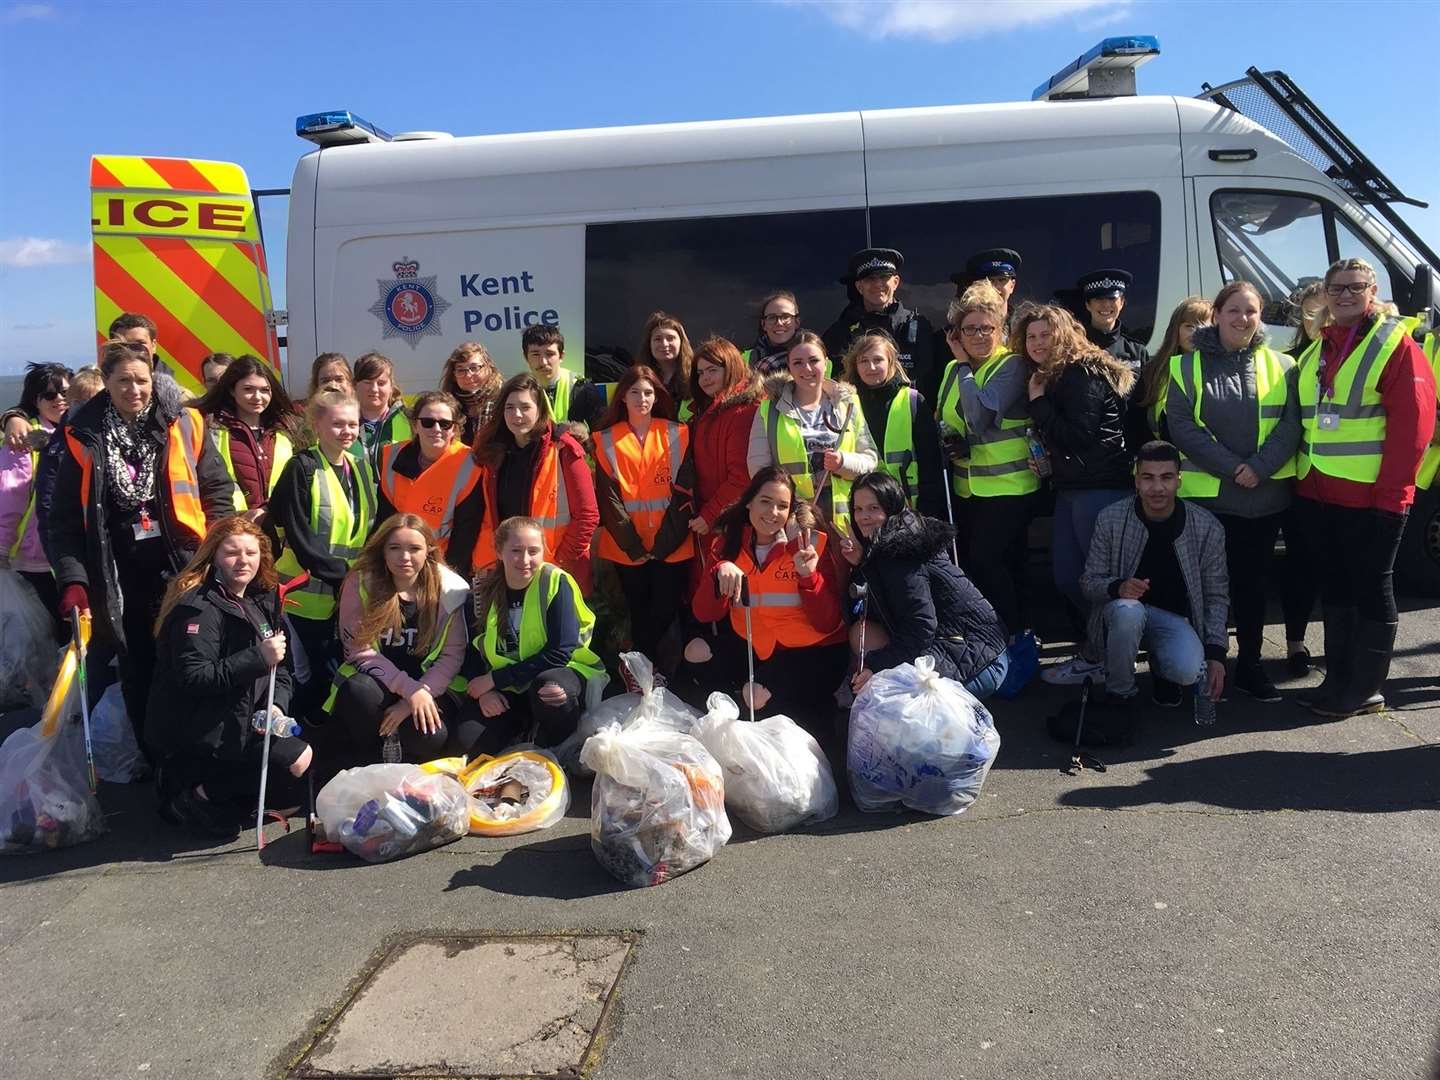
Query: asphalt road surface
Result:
<box><xmin>1</xmin><ymin>599</ymin><xmax>1436</xmax><ymax>1080</ymax></box>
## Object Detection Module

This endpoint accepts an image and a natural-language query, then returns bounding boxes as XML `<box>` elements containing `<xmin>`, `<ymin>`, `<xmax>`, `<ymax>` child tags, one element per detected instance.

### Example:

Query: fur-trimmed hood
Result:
<box><xmin>64</xmin><ymin>367</ymin><xmax>187</xmax><ymax>443</ymax></box>
<box><xmin>762</xmin><ymin>370</ymin><xmax>861</xmax><ymax>412</ymax></box>
<box><xmin>863</xmin><ymin>510</ymin><xmax>955</xmax><ymax>564</ymax></box>
<box><xmin>695</xmin><ymin>375</ymin><xmax>763</xmax><ymax>420</ymax></box>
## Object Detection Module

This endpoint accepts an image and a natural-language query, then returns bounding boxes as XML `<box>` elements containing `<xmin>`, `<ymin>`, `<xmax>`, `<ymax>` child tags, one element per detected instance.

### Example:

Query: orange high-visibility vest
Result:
<box><xmin>377</xmin><ymin>441</ymin><xmax>479</xmax><ymax>555</ymax></box>
<box><xmin>66</xmin><ymin>405</ymin><xmax>209</xmax><ymax>544</ymax></box>
<box><xmin>471</xmin><ymin>441</ymin><xmax>575</xmax><ymax>571</ymax></box>
<box><xmin>593</xmin><ymin>419</ymin><xmax>694</xmax><ymax>566</ymax></box>
<box><xmin>728</xmin><ymin>529</ymin><xmax>837</xmax><ymax>660</ymax></box>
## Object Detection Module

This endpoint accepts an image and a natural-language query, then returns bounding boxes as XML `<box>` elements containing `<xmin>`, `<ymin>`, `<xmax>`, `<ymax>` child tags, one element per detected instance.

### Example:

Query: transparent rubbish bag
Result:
<box><xmin>694</xmin><ymin>693</ymin><xmax>838</xmax><ymax>833</ymax></box>
<box><xmin>0</xmin><ymin>718</ymin><xmax>105</xmax><ymax>853</ymax></box>
<box><xmin>314</xmin><ymin>764</ymin><xmax>469</xmax><ymax>863</ymax></box>
<box><xmin>847</xmin><ymin>656</ymin><xmax>1002</xmax><ymax>815</ymax></box>
<box><xmin>459</xmin><ymin>748</ymin><xmax>570</xmax><ymax>837</ymax></box>
<box><xmin>0</xmin><ymin>569</ymin><xmax>59</xmax><ymax>711</ymax></box>
<box><xmin>580</xmin><ymin>721</ymin><xmax>730</xmax><ymax>888</ymax></box>
<box><xmin>554</xmin><ymin>651</ymin><xmax>700</xmax><ymax>776</ymax></box>
<box><xmin>89</xmin><ymin>684</ymin><xmax>144</xmax><ymax>784</ymax></box>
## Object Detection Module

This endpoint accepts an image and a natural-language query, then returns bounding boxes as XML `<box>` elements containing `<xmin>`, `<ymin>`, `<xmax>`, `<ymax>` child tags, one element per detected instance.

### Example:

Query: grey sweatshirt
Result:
<box><xmin>956</xmin><ymin>353</ymin><xmax>1035</xmax><ymax>436</ymax></box>
<box><xmin>1165</xmin><ymin>325</ymin><xmax>1301</xmax><ymax>518</ymax></box>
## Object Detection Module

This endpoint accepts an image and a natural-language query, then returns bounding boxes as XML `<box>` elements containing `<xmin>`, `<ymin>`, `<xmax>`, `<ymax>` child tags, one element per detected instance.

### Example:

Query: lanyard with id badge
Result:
<box><xmin>1317</xmin><ymin>323</ymin><xmax>1361</xmax><ymax>432</ymax></box>
<box><xmin>132</xmin><ymin>506</ymin><xmax>160</xmax><ymax>541</ymax></box>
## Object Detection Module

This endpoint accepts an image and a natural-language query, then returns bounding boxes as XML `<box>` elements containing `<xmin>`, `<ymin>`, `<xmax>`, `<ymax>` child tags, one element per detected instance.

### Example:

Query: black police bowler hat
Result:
<box><xmin>951</xmin><ymin>248</ymin><xmax>1022</xmax><ymax>286</ymax></box>
<box><xmin>1078</xmin><ymin>268</ymin><xmax>1133</xmax><ymax>299</ymax></box>
<box><xmin>847</xmin><ymin>247</ymin><xmax>905</xmax><ymax>282</ymax></box>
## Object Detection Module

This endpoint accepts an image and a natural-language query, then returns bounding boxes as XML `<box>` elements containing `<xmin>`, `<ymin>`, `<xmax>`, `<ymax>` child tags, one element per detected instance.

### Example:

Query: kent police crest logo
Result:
<box><xmin>368</xmin><ymin>258</ymin><xmax>451</xmax><ymax>348</ymax></box>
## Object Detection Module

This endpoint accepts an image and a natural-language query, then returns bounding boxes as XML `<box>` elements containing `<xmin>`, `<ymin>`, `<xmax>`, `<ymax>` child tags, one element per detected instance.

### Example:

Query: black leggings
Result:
<box><xmin>331</xmin><ymin>671</ymin><xmax>478</xmax><ymax>765</ymax></box>
<box><xmin>1295</xmin><ymin>497</ymin><xmax>1406</xmax><ymax>623</ymax></box>
<box><xmin>466</xmin><ymin>665</ymin><xmax>585</xmax><ymax>757</ymax></box>
<box><xmin>289</xmin><ymin>614</ymin><xmax>340</xmax><ymax>720</ymax></box>
<box><xmin>1214</xmin><ymin>511</ymin><xmax>1283</xmax><ymax>662</ymax></box>
<box><xmin>115</xmin><ymin>553</ymin><xmax>169</xmax><ymax>756</ymax></box>
<box><xmin>161</xmin><ymin>735</ymin><xmax>308</xmax><ymax>808</ymax></box>
<box><xmin>1279</xmin><ymin>506</ymin><xmax>1318</xmax><ymax>643</ymax></box>
<box><xmin>965</xmin><ymin>492</ymin><xmax>1032</xmax><ymax>636</ymax></box>
<box><xmin>613</xmin><ymin>559</ymin><xmax>690</xmax><ymax>664</ymax></box>
<box><xmin>676</xmin><ymin>623</ymin><xmax>848</xmax><ymax>741</ymax></box>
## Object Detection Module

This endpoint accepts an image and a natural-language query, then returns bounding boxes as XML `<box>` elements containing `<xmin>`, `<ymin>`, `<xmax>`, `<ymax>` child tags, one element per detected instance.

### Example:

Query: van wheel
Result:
<box><xmin>1397</xmin><ymin>485</ymin><xmax>1440</xmax><ymax>598</ymax></box>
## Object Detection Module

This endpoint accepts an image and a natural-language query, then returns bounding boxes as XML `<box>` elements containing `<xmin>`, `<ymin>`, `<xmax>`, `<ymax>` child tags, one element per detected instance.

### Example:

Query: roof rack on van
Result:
<box><xmin>1032</xmin><ymin>36</ymin><xmax>1160</xmax><ymax>102</ymax></box>
<box><xmin>1200</xmin><ymin>68</ymin><xmax>1439</xmax><ymax>272</ymax></box>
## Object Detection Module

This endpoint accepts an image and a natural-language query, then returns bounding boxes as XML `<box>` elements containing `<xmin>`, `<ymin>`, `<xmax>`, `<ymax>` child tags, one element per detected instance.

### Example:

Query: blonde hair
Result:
<box><xmin>305</xmin><ymin>388</ymin><xmax>359</xmax><ymax>433</ymax></box>
<box><xmin>1323</xmin><ymin>257</ymin><xmax>1377</xmax><ymax>285</ymax></box>
<box><xmin>70</xmin><ymin>366</ymin><xmax>104</xmax><ymax>403</ymax></box>
<box><xmin>842</xmin><ymin>330</ymin><xmax>908</xmax><ymax>386</ymax></box>
<box><xmin>945</xmin><ymin>281</ymin><xmax>1007</xmax><ymax>330</ymax></box>
<box><xmin>348</xmin><ymin>514</ymin><xmax>445</xmax><ymax>658</ymax></box>
<box><xmin>472</xmin><ymin>516</ymin><xmax>546</xmax><ymax>629</ymax></box>
<box><xmin>1010</xmin><ymin>304</ymin><xmax>1135</xmax><ymax>397</ymax></box>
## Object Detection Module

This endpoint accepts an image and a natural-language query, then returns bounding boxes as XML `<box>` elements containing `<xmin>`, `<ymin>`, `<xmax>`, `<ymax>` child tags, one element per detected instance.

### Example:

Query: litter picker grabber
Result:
<box><xmin>257</xmin><ymin>571</ymin><xmax>309</xmax><ymax>853</ymax></box>
<box><xmin>739</xmin><ymin>577</ymin><xmax>756</xmax><ymax>724</ymax></box>
<box><xmin>854</xmin><ymin>581</ymin><xmax>870</xmax><ymax>673</ymax></box>
<box><xmin>938</xmin><ymin>428</ymin><xmax>961</xmax><ymax>565</ymax></box>
<box><xmin>71</xmin><ymin>609</ymin><xmax>96</xmax><ymax>794</ymax></box>
<box><xmin>1063</xmin><ymin>676</ymin><xmax>1107</xmax><ymax>775</ymax></box>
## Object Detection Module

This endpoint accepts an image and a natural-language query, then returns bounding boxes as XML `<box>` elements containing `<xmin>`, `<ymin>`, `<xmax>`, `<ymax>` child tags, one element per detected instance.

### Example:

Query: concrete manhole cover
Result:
<box><xmin>284</xmin><ymin>933</ymin><xmax>636</xmax><ymax>1079</ymax></box>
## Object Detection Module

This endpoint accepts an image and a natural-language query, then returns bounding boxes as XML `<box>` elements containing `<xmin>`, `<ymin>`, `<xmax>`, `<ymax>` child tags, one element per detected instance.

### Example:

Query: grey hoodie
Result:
<box><xmin>1165</xmin><ymin>325</ymin><xmax>1301</xmax><ymax>518</ymax></box>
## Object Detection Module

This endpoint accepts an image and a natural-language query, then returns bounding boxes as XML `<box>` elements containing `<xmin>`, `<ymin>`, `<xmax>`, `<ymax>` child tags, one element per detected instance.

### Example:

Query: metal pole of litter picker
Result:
<box><xmin>1068</xmin><ymin>676</ymin><xmax>1092</xmax><ymax>772</ymax></box>
<box><xmin>72</xmin><ymin>610</ymin><xmax>95</xmax><ymax>794</ymax></box>
<box><xmin>939</xmin><ymin>429</ymin><xmax>960</xmax><ymax>565</ymax></box>
<box><xmin>741</xmin><ymin>577</ymin><xmax>756</xmax><ymax>725</ymax></box>
<box><xmin>258</xmin><ymin>571</ymin><xmax>309</xmax><ymax>854</ymax></box>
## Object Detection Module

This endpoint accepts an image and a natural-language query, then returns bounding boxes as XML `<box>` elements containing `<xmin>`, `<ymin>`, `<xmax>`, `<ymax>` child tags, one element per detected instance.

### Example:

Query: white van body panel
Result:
<box><xmin>285</xmin><ymin>94</ymin><xmax>1417</xmax><ymax>393</ymax></box>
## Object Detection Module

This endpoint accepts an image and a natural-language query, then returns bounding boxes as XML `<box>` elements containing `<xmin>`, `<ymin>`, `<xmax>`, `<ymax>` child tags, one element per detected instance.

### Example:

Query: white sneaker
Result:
<box><xmin>1042</xmin><ymin>656</ymin><xmax>1105</xmax><ymax>686</ymax></box>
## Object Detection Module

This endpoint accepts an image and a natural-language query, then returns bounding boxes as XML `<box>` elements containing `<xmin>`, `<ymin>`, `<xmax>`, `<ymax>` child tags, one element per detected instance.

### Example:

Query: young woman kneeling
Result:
<box><xmin>327</xmin><ymin>514</ymin><xmax>475</xmax><ymax>764</ymax></box>
<box><xmin>464</xmin><ymin>516</ymin><xmax>605</xmax><ymax>755</ymax></box>
<box><xmin>844</xmin><ymin>472</ymin><xmax>1009</xmax><ymax>701</ymax></box>
<box><xmin>148</xmin><ymin>516</ymin><xmax>313</xmax><ymax>838</ymax></box>
<box><xmin>680</xmin><ymin>467</ymin><xmax>849</xmax><ymax>736</ymax></box>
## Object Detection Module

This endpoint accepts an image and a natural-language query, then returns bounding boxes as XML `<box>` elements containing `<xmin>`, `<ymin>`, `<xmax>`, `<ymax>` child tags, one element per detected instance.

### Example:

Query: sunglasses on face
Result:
<box><xmin>40</xmin><ymin>389</ymin><xmax>68</xmax><ymax>402</ymax></box>
<box><xmin>418</xmin><ymin>416</ymin><xmax>455</xmax><ymax>431</ymax></box>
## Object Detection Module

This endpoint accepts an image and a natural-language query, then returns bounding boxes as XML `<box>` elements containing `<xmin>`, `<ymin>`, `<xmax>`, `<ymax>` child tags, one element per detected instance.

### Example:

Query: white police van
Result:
<box><xmin>96</xmin><ymin>38</ymin><xmax>1440</xmax><ymax>591</ymax></box>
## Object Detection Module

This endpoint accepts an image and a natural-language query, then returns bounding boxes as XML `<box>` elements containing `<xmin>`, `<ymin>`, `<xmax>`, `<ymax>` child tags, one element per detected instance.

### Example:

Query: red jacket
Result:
<box><xmin>476</xmin><ymin>423</ymin><xmax>598</xmax><ymax>593</ymax></box>
<box><xmin>1298</xmin><ymin>316</ymin><xmax>1437</xmax><ymax>513</ymax></box>
<box><xmin>689</xmin><ymin>378</ymin><xmax>762</xmax><ymax>527</ymax></box>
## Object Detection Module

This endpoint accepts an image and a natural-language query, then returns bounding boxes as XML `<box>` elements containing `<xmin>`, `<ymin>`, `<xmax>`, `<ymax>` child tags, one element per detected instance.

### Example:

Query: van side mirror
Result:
<box><xmin>1409</xmin><ymin>264</ymin><xmax>1435</xmax><ymax>317</ymax></box>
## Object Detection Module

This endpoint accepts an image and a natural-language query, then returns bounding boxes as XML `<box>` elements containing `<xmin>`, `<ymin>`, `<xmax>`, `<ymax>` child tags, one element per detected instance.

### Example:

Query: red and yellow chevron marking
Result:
<box><xmin>91</xmin><ymin>155</ymin><xmax>279</xmax><ymax>396</ymax></box>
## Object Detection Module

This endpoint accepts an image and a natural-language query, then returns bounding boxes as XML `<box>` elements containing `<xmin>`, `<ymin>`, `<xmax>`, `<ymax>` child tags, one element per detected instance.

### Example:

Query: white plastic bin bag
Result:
<box><xmin>315</xmin><ymin>764</ymin><xmax>468</xmax><ymax>862</ymax></box>
<box><xmin>0</xmin><ymin>718</ymin><xmax>105</xmax><ymax>852</ymax></box>
<box><xmin>580</xmin><ymin>721</ymin><xmax>730</xmax><ymax>887</ymax></box>
<box><xmin>847</xmin><ymin>656</ymin><xmax>1001</xmax><ymax>815</ymax></box>
<box><xmin>695</xmin><ymin>693</ymin><xmax>837</xmax><ymax>833</ymax></box>
<box><xmin>89</xmin><ymin>684</ymin><xmax>144</xmax><ymax>783</ymax></box>
<box><xmin>555</xmin><ymin>651</ymin><xmax>699</xmax><ymax>775</ymax></box>
<box><xmin>0</xmin><ymin>569</ymin><xmax>58</xmax><ymax>710</ymax></box>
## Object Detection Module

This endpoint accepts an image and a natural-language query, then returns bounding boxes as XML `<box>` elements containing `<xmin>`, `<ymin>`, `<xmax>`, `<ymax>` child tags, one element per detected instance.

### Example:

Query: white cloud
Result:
<box><xmin>0</xmin><ymin>237</ymin><xmax>89</xmax><ymax>268</ymax></box>
<box><xmin>1</xmin><ymin>3</ymin><xmax>57</xmax><ymax>23</ymax></box>
<box><xmin>783</xmin><ymin>0</ymin><xmax>1128</xmax><ymax>42</ymax></box>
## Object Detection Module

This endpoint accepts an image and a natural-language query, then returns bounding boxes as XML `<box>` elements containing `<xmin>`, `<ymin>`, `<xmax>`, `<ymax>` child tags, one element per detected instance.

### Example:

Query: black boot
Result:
<box><xmin>1297</xmin><ymin>605</ymin><xmax>1355</xmax><ymax>709</ymax></box>
<box><xmin>1233</xmin><ymin>657</ymin><xmax>1281</xmax><ymax>703</ymax></box>
<box><xmin>1311</xmin><ymin>619</ymin><xmax>1397</xmax><ymax>718</ymax></box>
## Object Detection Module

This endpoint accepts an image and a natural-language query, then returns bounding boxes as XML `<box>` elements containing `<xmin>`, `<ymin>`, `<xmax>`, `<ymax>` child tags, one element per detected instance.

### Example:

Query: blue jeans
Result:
<box><xmin>963</xmin><ymin>650</ymin><xmax>1009</xmax><ymax>701</ymax></box>
<box><xmin>1053</xmin><ymin>489</ymin><xmax>1128</xmax><ymax>622</ymax></box>
<box><xmin>1101</xmin><ymin>599</ymin><xmax>1205</xmax><ymax>696</ymax></box>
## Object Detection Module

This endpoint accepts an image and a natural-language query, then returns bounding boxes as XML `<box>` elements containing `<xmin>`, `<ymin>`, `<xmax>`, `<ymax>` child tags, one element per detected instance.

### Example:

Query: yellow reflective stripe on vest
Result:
<box><xmin>1418</xmin><ymin>333</ymin><xmax>1439</xmax><ymax>490</ymax></box>
<box><xmin>935</xmin><ymin>359</ymin><xmax>972</xmax><ymax>498</ymax></box>
<box><xmin>968</xmin><ymin>353</ymin><xmax>1038</xmax><ymax>497</ymax></box>
<box><xmin>759</xmin><ymin>395</ymin><xmax>858</xmax><ymax>531</ymax></box>
<box><xmin>550</xmin><ymin>370</ymin><xmax>574</xmax><ymax>422</ymax></box>
<box><xmin>217</xmin><ymin>426</ymin><xmax>293</xmax><ymax>511</ymax></box>
<box><xmin>1173</xmin><ymin>345</ymin><xmax>1295</xmax><ymax>498</ymax></box>
<box><xmin>275</xmin><ymin>450</ymin><xmax>375</xmax><ymax>620</ymax></box>
<box><xmin>880</xmin><ymin>388</ymin><xmax>919</xmax><ymax>501</ymax></box>
<box><xmin>1297</xmin><ymin>317</ymin><xmax>1407</xmax><ymax>483</ymax></box>
<box><xmin>480</xmin><ymin>563</ymin><xmax>602</xmax><ymax>687</ymax></box>
<box><xmin>9</xmin><ymin>419</ymin><xmax>40</xmax><ymax>560</ymax></box>
<box><xmin>323</xmin><ymin>589</ymin><xmax>463</xmax><ymax>712</ymax></box>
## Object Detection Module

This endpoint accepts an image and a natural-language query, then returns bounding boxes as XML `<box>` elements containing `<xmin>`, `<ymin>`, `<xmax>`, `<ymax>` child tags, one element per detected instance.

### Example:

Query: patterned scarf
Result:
<box><xmin>102</xmin><ymin>399</ymin><xmax>159</xmax><ymax>512</ymax></box>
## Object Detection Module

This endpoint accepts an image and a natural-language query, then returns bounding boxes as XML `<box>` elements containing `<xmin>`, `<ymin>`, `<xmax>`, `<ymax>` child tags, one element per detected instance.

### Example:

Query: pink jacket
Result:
<box><xmin>0</xmin><ymin>442</ymin><xmax>46</xmax><ymax>572</ymax></box>
<box><xmin>336</xmin><ymin>565</ymin><xmax>470</xmax><ymax>700</ymax></box>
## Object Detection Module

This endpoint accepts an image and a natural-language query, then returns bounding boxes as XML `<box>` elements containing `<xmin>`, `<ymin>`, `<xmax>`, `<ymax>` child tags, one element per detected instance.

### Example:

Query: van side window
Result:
<box><xmin>1211</xmin><ymin>189</ymin><xmax>1393</xmax><ymax>318</ymax></box>
<box><xmin>584</xmin><ymin>209</ymin><xmax>867</xmax><ymax>381</ymax></box>
<box><xmin>869</xmin><ymin>190</ymin><xmax>1163</xmax><ymax>339</ymax></box>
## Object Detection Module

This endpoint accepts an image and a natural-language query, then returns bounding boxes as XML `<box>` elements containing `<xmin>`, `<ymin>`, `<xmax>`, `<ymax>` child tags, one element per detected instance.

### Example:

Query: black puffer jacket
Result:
<box><xmin>1028</xmin><ymin>357</ymin><xmax>1135</xmax><ymax>491</ymax></box>
<box><xmin>146</xmin><ymin>576</ymin><xmax>291</xmax><ymax>762</ymax></box>
<box><xmin>821</xmin><ymin>300</ymin><xmax>940</xmax><ymax>403</ymax></box>
<box><xmin>853</xmin><ymin>511</ymin><xmax>1007</xmax><ymax>683</ymax></box>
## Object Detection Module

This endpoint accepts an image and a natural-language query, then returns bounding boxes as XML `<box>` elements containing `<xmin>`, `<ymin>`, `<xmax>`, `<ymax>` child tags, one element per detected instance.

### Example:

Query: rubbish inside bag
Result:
<box><xmin>1</xmin><ymin>719</ymin><xmax>106</xmax><ymax>853</ymax></box>
<box><xmin>554</xmin><ymin>651</ymin><xmax>700</xmax><ymax>775</ymax></box>
<box><xmin>694</xmin><ymin>693</ymin><xmax>838</xmax><ymax>833</ymax></box>
<box><xmin>458</xmin><ymin>749</ymin><xmax>570</xmax><ymax>836</ymax></box>
<box><xmin>0</xmin><ymin>569</ymin><xmax>59</xmax><ymax>712</ymax></box>
<box><xmin>581</xmin><ymin>721</ymin><xmax>730</xmax><ymax>888</ymax></box>
<box><xmin>847</xmin><ymin>656</ymin><xmax>1001</xmax><ymax>816</ymax></box>
<box><xmin>315</xmin><ymin>764</ymin><xmax>468</xmax><ymax>862</ymax></box>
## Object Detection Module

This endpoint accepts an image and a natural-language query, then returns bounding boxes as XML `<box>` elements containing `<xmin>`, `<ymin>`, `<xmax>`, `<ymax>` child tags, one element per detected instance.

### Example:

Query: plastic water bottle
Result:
<box><xmin>1025</xmin><ymin>426</ymin><xmax>1052</xmax><ymax>478</ymax></box>
<box><xmin>251</xmin><ymin>711</ymin><xmax>301</xmax><ymax>738</ymax></box>
<box><xmin>382</xmin><ymin>733</ymin><xmax>403</xmax><ymax>763</ymax></box>
<box><xmin>1193</xmin><ymin>684</ymin><xmax>1217</xmax><ymax>726</ymax></box>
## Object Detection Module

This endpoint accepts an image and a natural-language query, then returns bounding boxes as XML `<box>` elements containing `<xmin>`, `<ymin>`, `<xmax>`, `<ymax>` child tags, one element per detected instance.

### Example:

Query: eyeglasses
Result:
<box><xmin>955</xmin><ymin>325</ymin><xmax>998</xmax><ymax>338</ymax></box>
<box><xmin>39</xmin><ymin>389</ymin><xmax>67</xmax><ymax>402</ymax></box>
<box><xmin>761</xmin><ymin>313</ymin><xmax>799</xmax><ymax>325</ymax></box>
<box><xmin>453</xmin><ymin>364</ymin><xmax>488</xmax><ymax>377</ymax></box>
<box><xmin>418</xmin><ymin>416</ymin><xmax>455</xmax><ymax>431</ymax></box>
<box><xmin>1325</xmin><ymin>282</ymin><xmax>1373</xmax><ymax>297</ymax></box>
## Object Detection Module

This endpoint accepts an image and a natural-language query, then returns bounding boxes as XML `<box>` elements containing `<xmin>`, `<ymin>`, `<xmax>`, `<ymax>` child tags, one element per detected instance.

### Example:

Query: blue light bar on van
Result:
<box><xmin>295</xmin><ymin>110</ymin><xmax>393</xmax><ymax>147</ymax></box>
<box><xmin>1033</xmin><ymin>35</ymin><xmax>1161</xmax><ymax>102</ymax></box>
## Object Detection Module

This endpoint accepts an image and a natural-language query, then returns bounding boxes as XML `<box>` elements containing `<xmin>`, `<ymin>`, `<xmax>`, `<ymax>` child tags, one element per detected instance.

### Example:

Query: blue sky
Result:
<box><xmin>2</xmin><ymin>0</ymin><xmax>1437</xmax><ymax>374</ymax></box>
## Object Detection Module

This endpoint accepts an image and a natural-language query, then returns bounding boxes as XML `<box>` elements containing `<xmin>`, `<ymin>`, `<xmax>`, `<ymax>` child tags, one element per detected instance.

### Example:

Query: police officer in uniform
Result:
<box><xmin>821</xmin><ymin>248</ymin><xmax>940</xmax><ymax>403</ymax></box>
<box><xmin>950</xmin><ymin>248</ymin><xmax>1023</xmax><ymax>313</ymax></box>
<box><xmin>1078</xmin><ymin>269</ymin><xmax>1150</xmax><ymax>375</ymax></box>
